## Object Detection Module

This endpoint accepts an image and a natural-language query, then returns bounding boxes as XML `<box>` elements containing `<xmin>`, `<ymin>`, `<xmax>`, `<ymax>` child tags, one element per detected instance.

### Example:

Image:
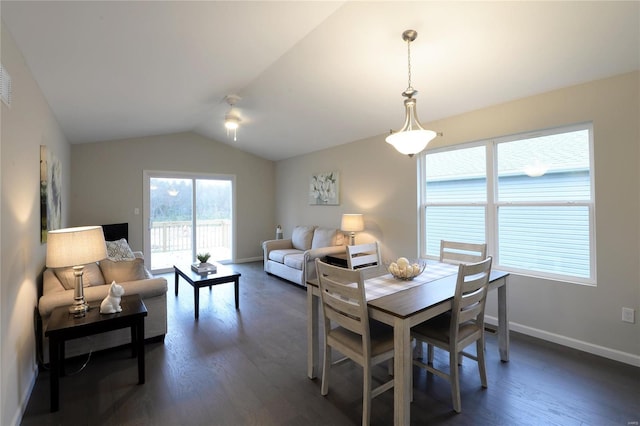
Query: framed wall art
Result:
<box><xmin>40</xmin><ymin>145</ymin><xmax>62</xmax><ymax>243</ymax></box>
<box><xmin>309</xmin><ymin>171</ymin><xmax>339</xmax><ymax>205</ymax></box>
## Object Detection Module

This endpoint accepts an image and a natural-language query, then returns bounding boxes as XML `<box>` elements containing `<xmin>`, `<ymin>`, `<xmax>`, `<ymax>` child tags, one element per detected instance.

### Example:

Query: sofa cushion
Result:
<box><xmin>291</xmin><ymin>225</ymin><xmax>316</xmax><ymax>250</ymax></box>
<box><xmin>283</xmin><ymin>253</ymin><xmax>305</xmax><ymax>270</ymax></box>
<box><xmin>311</xmin><ymin>227</ymin><xmax>344</xmax><ymax>249</ymax></box>
<box><xmin>269</xmin><ymin>249</ymin><xmax>303</xmax><ymax>264</ymax></box>
<box><xmin>106</xmin><ymin>238</ymin><xmax>136</xmax><ymax>261</ymax></box>
<box><xmin>100</xmin><ymin>258</ymin><xmax>147</xmax><ymax>283</ymax></box>
<box><xmin>54</xmin><ymin>262</ymin><xmax>105</xmax><ymax>290</ymax></box>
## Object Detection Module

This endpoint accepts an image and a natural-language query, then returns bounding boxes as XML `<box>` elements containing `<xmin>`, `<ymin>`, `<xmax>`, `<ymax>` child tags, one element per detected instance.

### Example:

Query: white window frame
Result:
<box><xmin>419</xmin><ymin>122</ymin><xmax>596</xmax><ymax>285</ymax></box>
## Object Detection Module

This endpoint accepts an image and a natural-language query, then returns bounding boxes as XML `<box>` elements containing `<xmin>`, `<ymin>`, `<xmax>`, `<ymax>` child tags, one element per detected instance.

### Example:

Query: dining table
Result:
<box><xmin>306</xmin><ymin>260</ymin><xmax>510</xmax><ymax>426</ymax></box>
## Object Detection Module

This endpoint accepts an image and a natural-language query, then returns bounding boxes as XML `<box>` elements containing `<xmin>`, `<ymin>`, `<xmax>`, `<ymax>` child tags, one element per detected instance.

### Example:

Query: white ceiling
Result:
<box><xmin>2</xmin><ymin>1</ymin><xmax>638</xmax><ymax>161</ymax></box>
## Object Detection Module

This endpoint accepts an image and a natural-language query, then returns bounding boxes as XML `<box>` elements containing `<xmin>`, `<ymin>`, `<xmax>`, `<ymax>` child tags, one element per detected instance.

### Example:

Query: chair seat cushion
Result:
<box><xmin>411</xmin><ymin>313</ymin><xmax>480</xmax><ymax>344</ymax></box>
<box><xmin>268</xmin><ymin>249</ymin><xmax>302</xmax><ymax>264</ymax></box>
<box><xmin>328</xmin><ymin>320</ymin><xmax>394</xmax><ymax>357</ymax></box>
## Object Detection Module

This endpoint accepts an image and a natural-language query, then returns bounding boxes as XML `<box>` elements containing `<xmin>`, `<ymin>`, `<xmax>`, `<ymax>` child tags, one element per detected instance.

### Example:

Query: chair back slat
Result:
<box><xmin>346</xmin><ymin>242</ymin><xmax>381</xmax><ymax>269</ymax></box>
<box><xmin>440</xmin><ymin>240</ymin><xmax>487</xmax><ymax>265</ymax></box>
<box><xmin>459</xmin><ymin>300</ymin><xmax>483</xmax><ymax>324</ymax></box>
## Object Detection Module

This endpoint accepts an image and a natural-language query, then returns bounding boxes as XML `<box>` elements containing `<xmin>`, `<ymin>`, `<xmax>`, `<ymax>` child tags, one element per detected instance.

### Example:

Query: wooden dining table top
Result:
<box><xmin>308</xmin><ymin>263</ymin><xmax>509</xmax><ymax>319</ymax></box>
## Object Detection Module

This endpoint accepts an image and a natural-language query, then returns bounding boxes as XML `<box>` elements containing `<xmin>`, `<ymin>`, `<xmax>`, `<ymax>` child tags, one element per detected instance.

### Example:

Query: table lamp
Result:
<box><xmin>46</xmin><ymin>226</ymin><xmax>107</xmax><ymax>317</ymax></box>
<box><xmin>341</xmin><ymin>214</ymin><xmax>364</xmax><ymax>246</ymax></box>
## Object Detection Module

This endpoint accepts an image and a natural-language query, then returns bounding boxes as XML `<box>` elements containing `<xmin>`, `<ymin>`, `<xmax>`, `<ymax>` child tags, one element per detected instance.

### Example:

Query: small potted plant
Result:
<box><xmin>196</xmin><ymin>252</ymin><xmax>211</xmax><ymax>265</ymax></box>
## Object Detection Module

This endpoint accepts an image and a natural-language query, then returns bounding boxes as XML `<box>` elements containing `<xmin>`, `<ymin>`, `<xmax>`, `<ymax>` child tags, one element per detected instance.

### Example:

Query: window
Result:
<box><xmin>419</xmin><ymin>123</ymin><xmax>595</xmax><ymax>284</ymax></box>
<box><xmin>143</xmin><ymin>171</ymin><xmax>235</xmax><ymax>273</ymax></box>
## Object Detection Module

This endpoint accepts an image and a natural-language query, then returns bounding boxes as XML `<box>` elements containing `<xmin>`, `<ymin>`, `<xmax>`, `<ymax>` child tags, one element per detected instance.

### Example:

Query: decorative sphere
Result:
<box><xmin>397</xmin><ymin>257</ymin><xmax>410</xmax><ymax>268</ymax></box>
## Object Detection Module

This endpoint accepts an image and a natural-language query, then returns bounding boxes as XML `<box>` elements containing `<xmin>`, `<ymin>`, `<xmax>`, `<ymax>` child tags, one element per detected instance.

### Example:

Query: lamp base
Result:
<box><xmin>69</xmin><ymin>300</ymin><xmax>89</xmax><ymax>317</ymax></box>
<box><xmin>69</xmin><ymin>266</ymin><xmax>89</xmax><ymax>317</ymax></box>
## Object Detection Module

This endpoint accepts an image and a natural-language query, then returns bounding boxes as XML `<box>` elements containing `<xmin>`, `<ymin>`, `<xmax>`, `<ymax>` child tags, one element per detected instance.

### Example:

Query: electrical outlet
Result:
<box><xmin>622</xmin><ymin>307</ymin><xmax>635</xmax><ymax>324</ymax></box>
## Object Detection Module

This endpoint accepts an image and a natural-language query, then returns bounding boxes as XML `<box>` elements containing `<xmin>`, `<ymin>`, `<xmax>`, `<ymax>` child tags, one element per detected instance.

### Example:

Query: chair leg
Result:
<box><xmin>410</xmin><ymin>358</ymin><xmax>414</xmax><ymax>403</ymax></box>
<box><xmin>362</xmin><ymin>361</ymin><xmax>372</xmax><ymax>426</ymax></box>
<box><xmin>477</xmin><ymin>338</ymin><xmax>488</xmax><ymax>388</ymax></box>
<box><xmin>321</xmin><ymin>345</ymin><xmax>331</xmax><ymax>396</ymax></box>
<box><xmin>450</xmin><ymin>349</ymin><xmax>462</xmax><ymax>413</ymax></box>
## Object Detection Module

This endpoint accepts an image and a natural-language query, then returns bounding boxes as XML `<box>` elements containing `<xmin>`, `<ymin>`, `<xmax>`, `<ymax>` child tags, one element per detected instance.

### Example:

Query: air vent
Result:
<box><xmin>1</xmin><ymin>64</ymin><xmax>13</xmax><ymax>107</ymax></box>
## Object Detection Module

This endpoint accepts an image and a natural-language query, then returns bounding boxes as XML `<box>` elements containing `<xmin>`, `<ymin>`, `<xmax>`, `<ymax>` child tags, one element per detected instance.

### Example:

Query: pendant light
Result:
<box><xmin>386</xmin><ymin>30</ymin><xmax>438</xmax><ymax>157</ymax></box>
<box><xmin>224</xmin><ymin>94</ymin><xmax>241</xmax><ymax>141</ymax></box>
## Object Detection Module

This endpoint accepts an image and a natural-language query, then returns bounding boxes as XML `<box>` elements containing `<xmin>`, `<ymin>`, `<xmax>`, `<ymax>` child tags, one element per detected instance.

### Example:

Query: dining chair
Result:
<box><xmin>315</xmin><ymin>258</ymin><xmax>394</xmax><ymax>426</ymax></box>
<box><xmin>414</xmin><ymin>240</ymin><xmax>486</xmax><ymax>360</ymax></box>
<box><xmin>411</xmin><ymin>256</ymin><xmax>493</xmax><ymax>413</ymax></box>
<box><xmin>439</xmin><ymin>240</ymin><xmax>487</xmax><ymax>265</ymax></box>
<box><xmin>345</xmin><ymin>241</ymin><xmax>381</xmax><ymax>270</ymax></box>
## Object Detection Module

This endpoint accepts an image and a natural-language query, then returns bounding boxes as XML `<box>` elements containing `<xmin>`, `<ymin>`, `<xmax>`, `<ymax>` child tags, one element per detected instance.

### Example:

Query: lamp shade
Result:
<box><xmin>341</xmin><ymin>214</ymin><xmax>364</xmax><ymax>232</ymax></box>
<box><xmin>46</xmin><ymin>226</ymin><xmax>107</xmax><ymax>268</ymax></box>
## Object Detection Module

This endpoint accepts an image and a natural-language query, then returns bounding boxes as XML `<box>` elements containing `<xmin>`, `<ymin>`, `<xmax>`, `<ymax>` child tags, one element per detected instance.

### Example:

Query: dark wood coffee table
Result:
<box><xmin>45</xmin><ymin>294</ymin><xmax>147</xmax><ymax>412</ymax></box>
<box><xmin>174</xmin><ymin>262</ymin><xmax>241</xmax><ymax>319</ymax></box>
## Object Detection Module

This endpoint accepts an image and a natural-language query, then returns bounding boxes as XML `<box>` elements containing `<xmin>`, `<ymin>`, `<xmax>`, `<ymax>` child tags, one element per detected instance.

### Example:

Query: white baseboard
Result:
<box><xmin>234</xmin><ymin>256</ymin><xmax>262</xmax><ymax>263</ymax></box>
<box><xmin>485</xmin><ymin>315</ymin><xmax>640</xmax><ymax>367</ymax></box>
<box><xmin>13</xmin><ymin>364</ymin><xmax>38</xmax><ymax>426</ymax></box>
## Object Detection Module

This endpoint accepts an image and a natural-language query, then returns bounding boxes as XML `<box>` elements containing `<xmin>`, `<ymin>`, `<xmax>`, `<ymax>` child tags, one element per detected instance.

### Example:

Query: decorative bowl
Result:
<box><xmin>386</xmin><ymin>258</ymin><xmax>427</xmax><ymax>281</ymax></box>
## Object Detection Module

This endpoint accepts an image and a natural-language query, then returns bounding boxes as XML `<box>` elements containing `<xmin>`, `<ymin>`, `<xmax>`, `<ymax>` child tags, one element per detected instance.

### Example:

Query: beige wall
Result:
<box><xmin>276</xmin><ymin>72</ymin><xmax>640</xmax><ymax>363</ymax></box>
<box><xmin>1</xmin><ymin>23</ymin><xmax>71</xmax><ymax>426</ymax></box>
<box><xmin>70</xmin><ymin>132</ymin><xmax>275</xmax><ymax>261</ymax></box>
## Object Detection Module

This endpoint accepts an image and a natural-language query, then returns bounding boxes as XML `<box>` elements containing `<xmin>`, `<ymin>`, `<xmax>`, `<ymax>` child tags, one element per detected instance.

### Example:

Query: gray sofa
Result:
<box><xmin>38</xmin><ymin>251</ymin><xmax>167</xmax><ymax>363</ymax></box>
<box><xmin>262</xmin><ymin>225</ymin><xmax>346</xmax><ymax>287</ymax></box>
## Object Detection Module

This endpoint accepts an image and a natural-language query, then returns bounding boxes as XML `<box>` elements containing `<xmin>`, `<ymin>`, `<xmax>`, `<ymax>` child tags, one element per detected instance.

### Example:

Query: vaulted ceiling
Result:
<box><xmin>2</xmin><ymin>1</ymin><xmax>638</xmax><ymax>161</ymax></box>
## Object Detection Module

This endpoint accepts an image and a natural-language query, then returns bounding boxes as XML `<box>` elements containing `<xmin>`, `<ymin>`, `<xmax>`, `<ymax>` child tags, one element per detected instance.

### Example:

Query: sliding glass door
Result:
<box><xmin>143</xmin><ymin>171</ymin><xmax>234</xmax><ymax>273</ymax></box>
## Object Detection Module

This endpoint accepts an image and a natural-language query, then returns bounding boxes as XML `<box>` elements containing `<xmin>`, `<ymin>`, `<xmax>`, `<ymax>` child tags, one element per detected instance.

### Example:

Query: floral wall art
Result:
<box><xmin>40</xmin><ymin>145</ymin><xmax>62</xmax><ymax>242</ymax></box>
<box><xmin>309</xmin><ymin>171</ymin><xmax>339</xmax><ymax>205</ymax></box>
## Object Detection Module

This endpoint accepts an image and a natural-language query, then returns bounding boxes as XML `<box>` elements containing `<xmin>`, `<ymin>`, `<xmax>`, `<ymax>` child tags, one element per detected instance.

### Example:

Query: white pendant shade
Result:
<box><xmin>386</xmin><ymin>129</ymin><xmax>437</xmax><ymax>156</ymax></box>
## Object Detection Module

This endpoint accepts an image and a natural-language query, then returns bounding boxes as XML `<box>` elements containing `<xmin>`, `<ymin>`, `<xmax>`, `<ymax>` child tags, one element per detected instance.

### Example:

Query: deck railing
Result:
<box><xmin>150</xmin><ymin>220</ymin><xmax>231</xmax><ymax>253</ymax></box>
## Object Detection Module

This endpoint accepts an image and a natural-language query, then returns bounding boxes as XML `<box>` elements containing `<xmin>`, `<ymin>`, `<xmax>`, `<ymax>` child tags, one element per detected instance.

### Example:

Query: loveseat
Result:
<box><xmin>262</xmin><ymin>225</ymin><xmax>346</xmax><ymax>287</ymax></box>
<box><xmin>38</xmin><ymin>243</ymin><xmax>167</xmax><ymax>364</ymax></box>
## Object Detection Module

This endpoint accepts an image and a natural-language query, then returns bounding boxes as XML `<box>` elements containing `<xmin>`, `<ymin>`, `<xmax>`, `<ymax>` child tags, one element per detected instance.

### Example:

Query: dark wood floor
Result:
<box><xmin>22</xmin><ymin>262</ymin><xmax>639</xmax><ymax>425</ymax></box>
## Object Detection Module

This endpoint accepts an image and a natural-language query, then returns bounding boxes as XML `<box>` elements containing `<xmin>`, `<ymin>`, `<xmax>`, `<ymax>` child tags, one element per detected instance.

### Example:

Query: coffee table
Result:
<box><xmin>174</xmin><ymin>262</ymin><xmax>241</xmax><ymax>319</ymax></box>
<box><xmin>45</xmin><ymin>294</ymin><xmax>147</xmax><ymax>412</ymax></box>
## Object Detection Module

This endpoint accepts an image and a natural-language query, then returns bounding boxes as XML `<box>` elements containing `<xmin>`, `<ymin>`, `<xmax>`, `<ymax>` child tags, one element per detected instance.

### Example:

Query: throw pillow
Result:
<box><xmin>54</xmin><ymin>262</ymin><xmax>106</xmax><ymax>290</ymax></box>
<box><xmin>311</xmin><ymin>227</ymin><xmax>339</xmax><ymax>249</ymax></box>
<box><xmin>100</xmin><ymin>258</ymin><xmax>147</xmax><ymax>283</ymax></box>
<box><xmin>291</xmin><ymin>225</ymin><xmax>316</xmax><ymax>251</ymax></box>
<box><xmin>106</xmin><ymin>238</ymin><xmax>135</xmax><ymax>261</ymax></box>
